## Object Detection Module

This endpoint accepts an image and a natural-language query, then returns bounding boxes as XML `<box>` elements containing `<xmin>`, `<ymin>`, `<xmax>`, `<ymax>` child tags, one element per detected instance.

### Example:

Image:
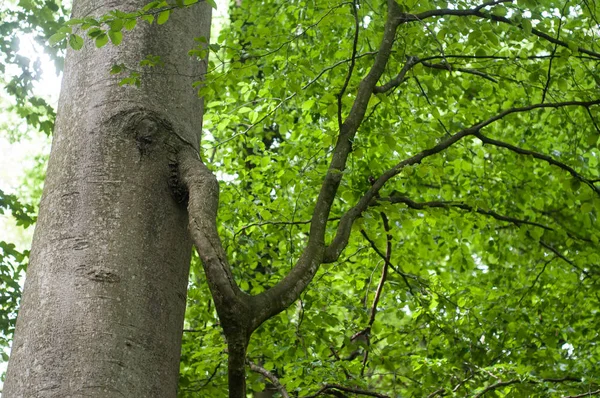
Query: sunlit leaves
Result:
<box><xmin>177</xmin><ymin>0</ymin><xmax>600</xmax><ymax>396</ymax></box>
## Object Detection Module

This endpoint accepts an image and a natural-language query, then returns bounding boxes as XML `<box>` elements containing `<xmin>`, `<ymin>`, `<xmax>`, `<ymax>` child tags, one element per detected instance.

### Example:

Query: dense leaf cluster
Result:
<box><xmin>179</xmin><ymin>0</ymin><xmax>600</xmax><ymax>396</ymax></box>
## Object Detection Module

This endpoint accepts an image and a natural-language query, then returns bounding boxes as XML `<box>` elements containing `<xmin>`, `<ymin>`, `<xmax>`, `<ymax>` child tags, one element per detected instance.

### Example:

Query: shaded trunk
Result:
<box><xmin>4</xmin><ymin>1</ymin><xmax>211</xmax><ymax>397</ymax></box>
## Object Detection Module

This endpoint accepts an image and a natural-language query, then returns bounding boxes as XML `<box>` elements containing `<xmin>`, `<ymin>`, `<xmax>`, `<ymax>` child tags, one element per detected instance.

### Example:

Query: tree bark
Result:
<box><xmin>3</xmin><ymin>1</ymin><xmax>211</xmax><ymax>397</ymax></box>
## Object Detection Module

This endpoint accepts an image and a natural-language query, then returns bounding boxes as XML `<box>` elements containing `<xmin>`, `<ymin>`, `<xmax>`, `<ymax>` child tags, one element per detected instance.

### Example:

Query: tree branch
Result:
<box><xmin>249</xmin><ymin>0</ymin><xmax>404</xmax><ymax>330</ymax></box>
<box><xmin>420</xmin><ymin>60</ymin><xmax>498</xmax><ymax>82</ymax></box>
<box><xmin>396</xmin><ymin>6</ymin><xmax>600</xmax><ymax>59</ymax></box>
<box><xmin>178</xmin><ymin>148</ymin><xmax>249</xmax><ymax>326</ymax></box>
<box><xmin>337</xmin><ymin>0</ymin><xmax>360</xmax><ymax>129</ymax></box>
<box><xmin>324</xmin><ymin>99</ymin><xmax>599</xmax><ymax>263</ymax></box>
<box><xmin>304</xmin><ymin>384</ymin><xmax>391</xmax><ymax>398</ymax></box>
<box><xmin>539</xmin><ymin>240</ymin><xmax>593</xmax><ymax>278</ymax></box>
<box><xmin>473</xmin><ymin>379</ymin><xmax>521</xmax><ymax>397</ymax></box>
<box><xmin>359</xmin><ymin>229</ymin><xmax>415</xmax><ymax>295</ymax></box>
<box><xmin>562</xmin><ymin>390</ymin><xmax>600</xmax><ymax>398</ymax></box>
<box><xmin>382</xmin><ymin>195</ymin><xmax>554</xmax><ymax>231</ymax></box>
<box><xmin>373</xmin><ymin>55</ymin><xmax>419</xmax><ymax>93</ymax></box>
<box><xmin>248</xmin><ymin>361</ymin><xmax>290</xmax><ymax>398</ymax></box>
<box><xmin>474</xmin><ymin>131</ymin><xmax>600</xmax><ymax>197</ymax></box>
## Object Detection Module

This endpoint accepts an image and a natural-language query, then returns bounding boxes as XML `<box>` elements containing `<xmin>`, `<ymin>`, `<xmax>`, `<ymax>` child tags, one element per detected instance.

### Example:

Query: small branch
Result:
<box><xmin>421</xmin><ymin>60</ymin><xmax>498</xmax><ymax>82</ymax></box>
<box><xmin>474</xmin><ymin>131</ymin><xmax>600</xmax><ymax>197</ymax></box>
<box><xmin>473</xmin><ymin>379</ymin><xmax>520</xmax><ymax>398</ymax></box>
<box><xmin>562</xmin><ymin>390</ymin><xmax>600</xmax><ymax>398</ymax></box>
<box><xmin>233</xmin><ymin>217</ymin><xmax>341</xmax><ymax>241</ymax></box>
<box><xmin>426</xmin><ymin>388</ymin><xmax>446</xmax><ymax>398</ymax></box>
<box><xmin>541</xmin><ymin>1</ymin><xmax>567</xmax><ymax>103</ymax></box>
<box><xmin>360</xmin><ymin>229</ymin><xmax>415</xmax><ymax>295</ymax></box>
<box><xmin>395</xmin><ymin>7</ymin><xmax>600</xmax><ymax>59</ymax></box>
<box><xmin>539</xmin><ymin>240</ymin><xmax>592</xmax><ymax>278</ymax></box>
<box><xmin>517</xmin><ymin>256</ymin><xmax>556</xmax><ymax>305</ymax></box>
<box><xmin>383</xmin><ymin>195</ymin><xmax>554</xmax><ymax>231</ymax></box>
<box><xmin>248</xmin><ymin>361</ymin><xmax>290</xmax><ymax>398</ymax></box>
<box><xmin>368</xmin><ymin>212</ymin><xmax>392</xmax><ymax>328</ymax></box>
<box><xmin>303</xmin><ymin>52</ymin><xmax>378</xmax><ymax>90</ymax></box>
<box><xmin>304</xmin><ymin>384</ymin><xmax>391</xmax><ymax>398</ymax></box>
<box><xmin>373</xmin><ymin>55</ymin><xmax>419</xmax><ymax>93</ymax></box>
<box><xmin>474</xmin><ymin>0</ymin><xmax>514</xmax><ymax>12</ymax></box>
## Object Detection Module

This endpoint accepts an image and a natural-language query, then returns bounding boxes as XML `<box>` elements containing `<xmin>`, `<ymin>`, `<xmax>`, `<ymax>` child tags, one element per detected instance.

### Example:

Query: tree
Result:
<box><xmin>2</xmin><ymin>0</ymin><xmax>212</xmax><ymax>396</ymax></box>
<box><xmin>2</xmin><ymin>0</ymin><xmax>600</xmax><ymax>397</ymax></box>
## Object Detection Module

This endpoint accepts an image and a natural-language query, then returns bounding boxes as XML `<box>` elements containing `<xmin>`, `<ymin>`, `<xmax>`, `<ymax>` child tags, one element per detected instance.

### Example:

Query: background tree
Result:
<box><xmin>2</xmin><ymin>0</ymin><xmax>600</xmax><ymax>397</ymax></box>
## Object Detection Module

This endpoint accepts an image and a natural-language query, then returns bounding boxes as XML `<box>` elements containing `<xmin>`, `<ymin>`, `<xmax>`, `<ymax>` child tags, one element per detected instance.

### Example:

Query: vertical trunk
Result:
<box><xmin>4</xmin><ymin>2</ymin><xmax>211</xmax><ymax>397</ymax></box>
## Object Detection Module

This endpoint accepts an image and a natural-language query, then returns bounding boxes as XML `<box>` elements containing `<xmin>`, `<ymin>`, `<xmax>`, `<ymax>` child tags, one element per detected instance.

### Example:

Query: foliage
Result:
<box><xmin>3</xmin><ymin>0</ymin><xmax>600</xmax><ymax>396</ymax></box>
<box><xmin>0</xmin><ymin>189</ymin><xmax>34</xmax><ymax>368</ymax></box>
<box><xmin>0</xmin><ymin>0</ymin><xmax>68</xmax><ymax>137</ymax></box>
<box><xmin>178</xmin><ymin>0</ymin><xmax>600</xmax><ymax>396</ymax></box>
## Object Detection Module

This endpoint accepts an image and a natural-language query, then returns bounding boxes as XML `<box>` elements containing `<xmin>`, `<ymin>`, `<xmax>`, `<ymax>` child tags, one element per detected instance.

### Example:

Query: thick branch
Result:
<box><xmin>324</xmin><ymin>99</ymin><xmax>600</xmax><ymax>263</ymax></box>
<box><xmin>178</xmin><ymin>148</ymin><xmax>253</xmax><ymax>343</ymax></box>
<box><xmin>248</xmin><ymin>361</ymin><xmax>290</xmax><ymax>398</ymax></box>
<box><xmin>474</xmin><ymin>131</ymin><xmax>600</xmax><ymax>196</ymax></box>
<box><xmin>249</xmin><ymin>0</ymin><xmax>403</xmax><ymax>330</ymax></box>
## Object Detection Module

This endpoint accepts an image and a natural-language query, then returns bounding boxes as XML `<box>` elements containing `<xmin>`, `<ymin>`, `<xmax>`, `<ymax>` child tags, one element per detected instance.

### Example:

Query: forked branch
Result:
<box><xmin>324</xmin><ymin>99</ymin><xmax>600</xmax><ymax>263</ymax></box>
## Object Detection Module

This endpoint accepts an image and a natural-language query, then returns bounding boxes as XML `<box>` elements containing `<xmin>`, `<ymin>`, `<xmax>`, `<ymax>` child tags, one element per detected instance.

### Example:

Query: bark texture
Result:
<box><xmin>4</xmin><ymin>1</ymin><xmax>211</xmax><ymax>397</ymax></box>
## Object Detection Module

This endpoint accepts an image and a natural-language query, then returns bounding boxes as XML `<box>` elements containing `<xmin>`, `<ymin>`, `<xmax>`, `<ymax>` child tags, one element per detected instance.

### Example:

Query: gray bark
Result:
<box><xmin>4</xmin><ymin>1</ymin><xmax>211</xmax><ymax>397</ymax></box>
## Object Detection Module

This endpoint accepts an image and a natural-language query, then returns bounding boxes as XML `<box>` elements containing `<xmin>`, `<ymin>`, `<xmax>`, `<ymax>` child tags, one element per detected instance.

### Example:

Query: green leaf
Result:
<box><xmin>109</xmin><ymin>19</ymin><xmax>124</xmax><ymax>32</ymax></box>
<box><xmin>110</xmin><ymin>64</ymin><xmax>123</xmax><ymax>74</ymax></box>
<box><xmin>157</xmin><ymin>10</ymin><xmax>170</xmax><ymax>25</ymax></box>
<box><xmin>124</xmin><ymin>18</ymin><xmax>137</xmax><ymax>30</ymax></box>
<box><xmin>48</xmin><ymin>31</ymin><xmax>67</xmax><ymax>46</ymax></box>
<box><xmin>108</xmin><ymin>30</ymin><xmax>123</xmax><ymax>45</ymax></box>
<box><xmin>68</xmin><ymin>34</ymin><xmax>84</xmax><ymax>50</ymax></box>
<box><xmin>567</xmin><ymin>41</ymin><xmax>579</xmax><ymax>53</ymax></box>
<box><xmin>95</xmin><ymin>33</ymin><xmax>109</xmax><ymax>48</ymax></box>
<box><xmin>301</xmin><ymin>99</ymin><xmax>315</xmax><ymax>111</ymax></box>
<box><xmin>142</xmin><ymin>1</ymin><xmax>161</xmax><ymax>11</ymax></box>
<box><xmin>521</xmin><ymin>19</ymin><xmax>532</xmax><ymax>35</ymax></box>
<box><xmin>141</xmin><ymin>14</ymin><xmax>155</xmax><ymax>24</ymax></box>
<box><xmin>557</xmin><ymin>78</ymin><xmax>568</xmax><ymax>92</ymax></box>
<box><xmin>206</xmin><ymin>0</ymin><xmax>216</xmax><ymax>8</ymax></box>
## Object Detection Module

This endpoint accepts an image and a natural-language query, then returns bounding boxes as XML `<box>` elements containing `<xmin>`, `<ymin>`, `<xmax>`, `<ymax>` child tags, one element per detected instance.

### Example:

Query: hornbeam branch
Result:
<box><xmin>248</xmin><ymin>361</ymin><xmax>290</xmax><ymax>398</ymax></box>
<box><xmin>249</xmin><ymin>0</ymin><xmax>404</xmax><ymax>329</ymax></box>
<box><xmin>395</xmin><ymin>6</ymin><xmax>600</xmax><ymax>59</ymax></box>
<box><xmin>178</xmin><ymin>148</ymin><xmax>247</xmax><ymax>320</ymax></box>
<box><xmin>304</xmin><ymin>384</ymin><xmax>391</xmax><ymax>398</ymax></box>
<box><xmin>383</xmin><ymin>195</ymin><xmax>554</xmax><ymax>230</ymax></box>
<box><xmin>420</xmin><ymin>60</ymin><xmax>498</xmax><ymax>82</ymax></box>
<box><xmin>474</xmin><ymin>131</ymin><xmax>600</xmax><ymax>196</ymax></box>
<box><xmin>323</xmin><ymin>99</ymin><xmax>600</xmax><ymax>263</ymax></box>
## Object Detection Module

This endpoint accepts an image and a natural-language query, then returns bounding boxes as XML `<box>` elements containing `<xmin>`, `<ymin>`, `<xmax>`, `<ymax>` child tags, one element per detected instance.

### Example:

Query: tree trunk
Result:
<box><xmin>4</xmin><ymin>1</ymin><xmax>211</xmax><ymax>397</ymax></box>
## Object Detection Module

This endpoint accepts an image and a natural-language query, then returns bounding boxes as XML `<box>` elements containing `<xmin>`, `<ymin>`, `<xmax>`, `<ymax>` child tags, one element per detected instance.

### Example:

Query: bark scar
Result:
<box><xmin>75</xmin><ymin>265</ymin><xmax>121</xmax><ymax>284</ymax></box>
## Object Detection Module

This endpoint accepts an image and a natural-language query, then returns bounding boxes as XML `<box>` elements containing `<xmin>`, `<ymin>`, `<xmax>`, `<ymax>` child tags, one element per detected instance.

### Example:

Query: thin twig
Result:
<box><xmin>474</xmin><ymin>131</ymin><xmax>600</xmax><ymax>197</ymax></box>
